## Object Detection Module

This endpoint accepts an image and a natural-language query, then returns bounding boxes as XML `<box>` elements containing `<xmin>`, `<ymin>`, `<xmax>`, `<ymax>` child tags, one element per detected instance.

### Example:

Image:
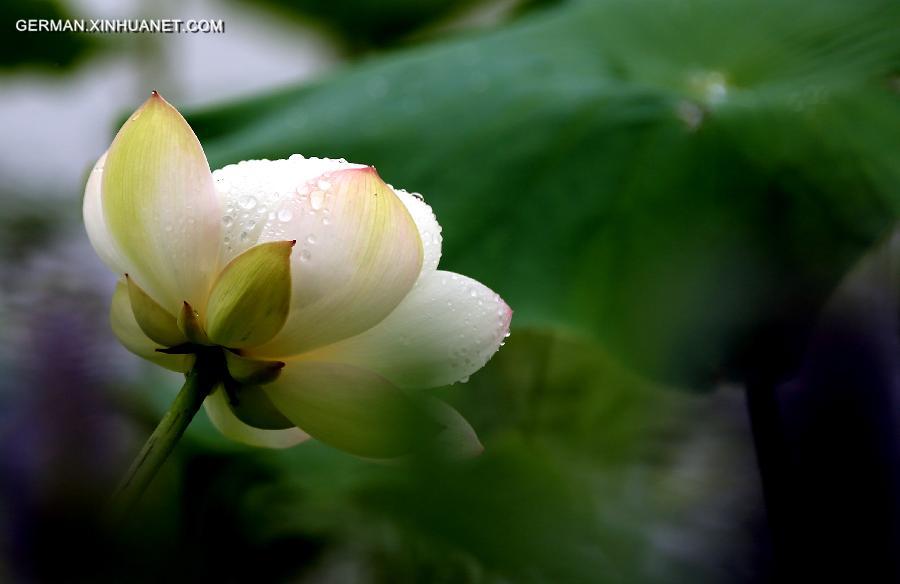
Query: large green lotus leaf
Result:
<box><xmin>228</xmin><ymin>0</ymin><xmax>480</xmax><ymax>50</ymax></box>
<box><xmin>190</xmin><ymin>0</ymin><xmax>900</xmax><ymax>388</ymax></box>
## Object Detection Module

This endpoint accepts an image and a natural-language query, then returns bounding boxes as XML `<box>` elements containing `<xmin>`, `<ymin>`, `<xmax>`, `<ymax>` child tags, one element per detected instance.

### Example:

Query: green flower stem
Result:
<box><xmin>107</xmin><ymin>354</ymin><xmax>219</xmax><ymax>522</ymax></box>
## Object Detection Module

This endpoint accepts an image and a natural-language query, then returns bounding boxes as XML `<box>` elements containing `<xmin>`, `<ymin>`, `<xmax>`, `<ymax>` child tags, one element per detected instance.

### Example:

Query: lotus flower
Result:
<box><xmin>83</xmin><ymin>92</ymin><xmax>511</xmax><ymax>458</ymax></box>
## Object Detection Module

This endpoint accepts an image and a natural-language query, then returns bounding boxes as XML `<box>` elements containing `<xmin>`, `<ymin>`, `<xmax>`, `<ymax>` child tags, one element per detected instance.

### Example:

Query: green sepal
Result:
<box><xmin>205</xmin><ymin>240</ymin><xmax>294</xmax><ymax>348</ymax></box>
<box><xmin>177</xmin><ymin>301</ymin><xmax>211</xmax><ymax>345</ymax></box>
<box><xmin>224</xmin><ymin>350</ymin><xmax>285</xmax><ymax>385</ymax></box>
<box><xmin>125</xmin><ymin>274</ymin><xmax>186</xmax><ymax>347</ymax></box>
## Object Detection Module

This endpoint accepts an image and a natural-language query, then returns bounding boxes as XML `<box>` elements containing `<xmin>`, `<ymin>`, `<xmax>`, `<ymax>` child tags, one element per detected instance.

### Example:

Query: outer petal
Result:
<box><xmin>301</xmin><ymin>271</ymin><xmax>512</xmax><ymax>388</ymax></box>
<box><xmin>242</xmin><ymin>164</ymin><xmax>423</xmax><ymax>357</ymax></box>
<box><xmin>391</xmin><ymin>187</ymin><xmax>442</xmax><ymax>280</ymax></box>
<box><xmin>83</xmin><ymin>152</ymin><xmax>128</xmax><ymax>275</ymax></box>
<box><xmin>262</xmin><ymin>362</ymin><xmax>441</xmax><ymax>458</ymax></box>
<box><xmin>102</xmin><ymin>92</ymin><xmax>222</xmax><ymax>314</ymax></box>
<box><xmin>204</xmin><ymin>385</ymin><xmax>309</xmax><ymax>449</ymax></box>
<box><xmin>109</xmin><ymin>280</ymin><xmax>193</xmax><ymax>373</ymax></box>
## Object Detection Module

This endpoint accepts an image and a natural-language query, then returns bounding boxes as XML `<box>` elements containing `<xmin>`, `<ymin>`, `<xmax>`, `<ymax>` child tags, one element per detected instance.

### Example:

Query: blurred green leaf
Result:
<box><xmin>167</xmin><ymin>330</ymin><xmax>751</xmax><ymax>583</ymax></box>
<box><xmin>229</xmin><ymin>0</ymin><xmax>491</xmax><ymax>51</ymax></box>
<box><xmin>0</xmin><ymin>0</ymin><xmax>97</xmax><ymax>70</ymax></box>
<box><xmin>191</xmin><ymin>0</ymin><xmax>900</xmax><ymax>389</ymax></box>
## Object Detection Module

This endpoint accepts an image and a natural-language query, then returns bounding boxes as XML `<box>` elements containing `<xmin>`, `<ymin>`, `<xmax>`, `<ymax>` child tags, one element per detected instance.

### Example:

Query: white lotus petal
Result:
<box><xmin>101</xmin><ymin>93</ymin><xmax>222</xmax><ymax>314</ymax></box>
<box><xmin>392</xmin><ymin>188</ymin><xmax>442</xmax><ymax>280</ymax></box>
<box><xmin>212</xmin><ymin>156</ymin><xmax>366</xmax><ymax>263</ymax></box>
<box><xmin>83</xmin><ymin>152</ymin><xmax>128</xmax><ymax>274</ymax></box>
<box><xmin>204</xmin><ymin>385</ymin><xmax>310</xmax><ymax>449</ymax></box>
<box><xmin>109</xmin><ymin>280</ymin><xmax>193</xmax><ymax>373</ymax></box>
<box><xmin>301</xmin><ymin>270</ymin><xmax>511</xmax><ymax>388</ymax></box>
<box><xmin>224</xmin><ymin>161</ymin><xmax>423</xmax><ymax>357</ymax></box>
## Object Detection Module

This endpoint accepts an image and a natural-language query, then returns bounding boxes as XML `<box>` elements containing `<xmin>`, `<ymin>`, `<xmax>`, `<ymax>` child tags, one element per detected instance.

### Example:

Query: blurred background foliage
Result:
<box><xmin>1</xmin><ymin>0</ymin><xmax>898</xmax><ymax>582</ymax></box>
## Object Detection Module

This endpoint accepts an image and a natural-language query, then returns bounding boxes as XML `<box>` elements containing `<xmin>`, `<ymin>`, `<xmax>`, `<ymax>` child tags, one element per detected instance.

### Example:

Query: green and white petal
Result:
<box><xmin>238</xmin><ymin>164</ymin><xmax>423</xmax><ymax>358</ymax></box>
<box><xmin>204</xmin><ymin>385</ymin><xmax>309</xmax><ymax>449</ymax></box>
<box><xmin>263</xmin><ymin>362</ymin><xmax>441</xmax><ymax>458</ymax></box>
<box><xmin>302</xmin><ymin>271</ymin><xmax>511</xmax><ymax>389</ymax></box>
<box><xmin>110</xmin><ymin>280</ymin><xmax>193</xmax><ymax>373</ymax></box>
<box><xmin>102</xmin><ymin>92</ymin><xmax>222</xmax><ymax>314</ymax></box>
<box><xmin>83</xmin><ymin>152</ymin><xmax>129</xmax><ymax>275</ymax></box>
<box><xmin>205</xmin><ymin>240</ymin><xmax>293</xmax><ymax>348</ymax></box>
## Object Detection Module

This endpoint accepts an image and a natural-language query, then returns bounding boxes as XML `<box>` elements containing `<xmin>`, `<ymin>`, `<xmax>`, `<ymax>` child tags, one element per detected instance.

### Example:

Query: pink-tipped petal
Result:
<box><xmin>101</xmin><ymin>92</ymin><xmax>222</xmax><ymax>314</ymax></box>
<box><xmin>301</xmin><ymin>270</ymin><xmax>511</xmax><ymax>389</ymax></box>
<box><xmin>232</xmin><ymin>163</ymin><xmax>423</xmax><ymax>357</ymax></box>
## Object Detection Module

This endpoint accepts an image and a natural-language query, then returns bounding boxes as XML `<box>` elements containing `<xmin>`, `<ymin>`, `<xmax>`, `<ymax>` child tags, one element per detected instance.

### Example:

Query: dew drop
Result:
<box><xmin>306</xmin><ymin>234</ymin><xmax>316</xmax><ymax>245</ymax></box>
<box><xmin>222</xmin><ymin>215</ymin><xmax>234</xmax><ymax>228</ymax></box>
<box><xmin>317</xmin><ymin>180</ymin><xmax>331</xmax><ymax>191</ymax></box>
<box><xmin>299</xmin><ymin>249</ymin><xmax>311</xmax><ymax>262</ymax></box>
<box><xmin>310</xmin><ymin>190</ymin><xmax>325</xmax><ymax>210</ymax></box>
<box><xmin>277</xmin><ymin>208</ymin><xmax>293</xmax><ymax>222</ymax></box>
<box><xmin>238</xmin><ymin>195</ymin><xmax>257</xmax><ymax>210</ymax></box>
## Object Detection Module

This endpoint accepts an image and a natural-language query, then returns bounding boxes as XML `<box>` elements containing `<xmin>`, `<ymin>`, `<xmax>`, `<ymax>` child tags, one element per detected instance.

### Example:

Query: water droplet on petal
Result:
<box><xmin>222</xmin><ymin>215</ymin><xmax>234</xmax><ymax>227</ymax></box>
<box><xmin>238</xmin><ymin>195</ymin><xmax>257</xmax><ymax>210</ymax></box>
<box><xmin>299</xmin><ymin>249</ymin><xmax>311</xmax><ymax>262</ymax></box>
<box><xmin>277</xmin><ymin>208</ymin><xmax>293</xmax><ymax>222</ymax></box>
<box><xmin>306</xmin><ymin>234</ymin><xmax>316</xmax><ymax>245</ymax></box>
<box><xmin>310</xmin><ymin>190</ymin><xmax>325</xmax><ymax>210</ymax></box>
